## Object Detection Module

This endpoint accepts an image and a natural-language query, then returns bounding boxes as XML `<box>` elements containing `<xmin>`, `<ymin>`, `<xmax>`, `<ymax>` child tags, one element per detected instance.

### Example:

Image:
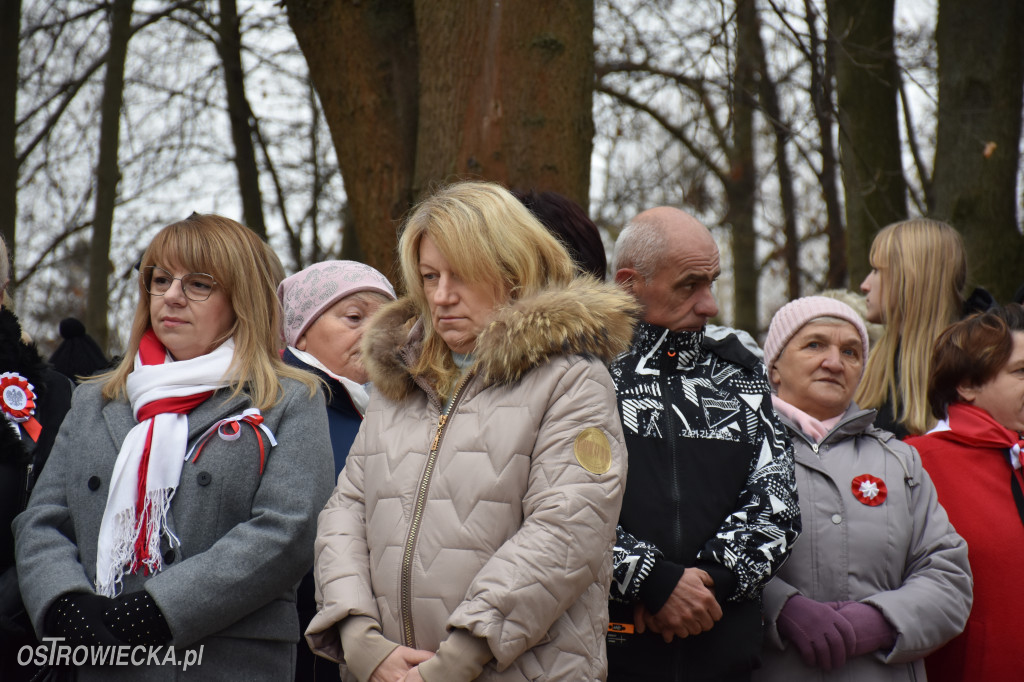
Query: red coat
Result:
<box><xmin>906</xmin><ymin>403</ymin><xmax>1024</xmax><ymax>682</ymax></box>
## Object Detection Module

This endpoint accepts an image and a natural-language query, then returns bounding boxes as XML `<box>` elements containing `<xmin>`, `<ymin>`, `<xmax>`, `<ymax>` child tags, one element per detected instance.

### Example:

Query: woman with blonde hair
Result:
<box><xmin>856</xmin><ymin>218</ymin><xmax>966</xmax><ymax>437</ymax></box>
<box><xmin>15</xmin><ymin>213</ymin><xmax>334</xmax><ymax>680</ymax></box>
<box><xmin>307</xmin><ymin>181</ymin><xmax>639</xmax><ymax>681</ymax></box>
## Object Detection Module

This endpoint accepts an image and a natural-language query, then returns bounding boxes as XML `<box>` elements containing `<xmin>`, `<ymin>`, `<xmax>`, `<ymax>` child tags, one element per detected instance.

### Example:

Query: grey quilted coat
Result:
<box><xmin>754</xmin><ymin>405</ymin><xmax>972</xmax><ymax>682</ymax></box>
<box><xmin>14</xmin><ymin>378</ymin><xmax>335</xmax><ymax>681</ymax></box>
<box><xmin>306</xmin><ymin>279</ymin><xmax>639</xmax><ymax>681</ymax></box>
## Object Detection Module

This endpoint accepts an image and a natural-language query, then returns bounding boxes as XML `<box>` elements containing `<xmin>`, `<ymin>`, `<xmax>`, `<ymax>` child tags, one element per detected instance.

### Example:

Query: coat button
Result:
<box><xmin>831</xmin><ymin>513</ymin><xmax>842</xmax><ymax>524</ymax></box>
<box><xmin>197</xmin><ymin>471</ymin><xmax>212</xmax><ymax>486</ymax></box>
<box><xmin>163</xmin><ymin>549</ymin><xmax>176</xmax><ymax>564</ymax></box>
<box><xmin>88</xmin><ymin>476</ymin><xmax>101</xmax><ymax>491</ymax></box>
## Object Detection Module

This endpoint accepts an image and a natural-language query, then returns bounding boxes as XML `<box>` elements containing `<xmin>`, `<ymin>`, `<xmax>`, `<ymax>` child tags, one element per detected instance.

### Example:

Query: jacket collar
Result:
<box><xmin>282</xmin><ymin>348</ymin><xmax>361</xmax><ymax>417</ymax></box>
<box><xmin>627</xmin><ymin>321</ymin><xmax>705</xmax><ymax>370</ymax></box>
<box><xmin>364</xmin><ymin>278</ymin><xmax>640</xmax><ymax>402</ymax></box>
<box><xmin>779</xmin><ymin>402</ymin><xmax>878</xmax><ymax>449</ymax></box>
<box><xmin>928</xmin><ymin>402</ymin><xmax>1021</xmax><ymax>450</ymax></box>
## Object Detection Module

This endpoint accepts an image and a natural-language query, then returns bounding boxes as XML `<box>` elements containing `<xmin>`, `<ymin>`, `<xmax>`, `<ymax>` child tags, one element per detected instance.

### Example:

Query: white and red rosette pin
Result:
<box><xmin>0</xmin><ymin>372</ymin><xmax>42</xmax><ymax>441</ymax></box>
<box><xmin>851</xmin><ymin>473</ymin><xmax>887</xmax><ymax>506</ymax></box>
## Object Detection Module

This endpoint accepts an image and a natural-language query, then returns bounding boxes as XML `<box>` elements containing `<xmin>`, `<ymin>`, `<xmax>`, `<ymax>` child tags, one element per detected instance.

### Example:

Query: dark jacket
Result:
<box><xmin>607</xmin><ymin>323</ymin><xmax>801</xmax><ymax>681</ymax></box>
<box><xmin>282</xmin><ymin>347</ymin><xmax>364</xmax><ymax>681</ymax></box>
<box><xmin>282</xmin><ymin>347</ymin><xmax>362</xmax><ymax>476</ymax></box>
<box><xmin>0</xmin><ymin>308</ymin><xmax>73</xmax><ymax>681</ymax></box>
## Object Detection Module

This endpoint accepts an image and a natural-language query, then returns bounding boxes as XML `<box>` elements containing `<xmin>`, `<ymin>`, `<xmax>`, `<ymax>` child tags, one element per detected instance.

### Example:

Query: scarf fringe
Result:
<box><xmin>97</xmin><ymin>487</ymin><xmax>181</xmax><ymax>597</ymax></box>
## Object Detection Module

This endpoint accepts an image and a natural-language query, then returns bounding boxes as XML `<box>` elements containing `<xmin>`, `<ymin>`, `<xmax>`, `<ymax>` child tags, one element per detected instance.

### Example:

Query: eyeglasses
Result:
<box><xmin>143</xmin><ymin>266</ymin><xmax>218</xmax><ymax>302</ymax></box>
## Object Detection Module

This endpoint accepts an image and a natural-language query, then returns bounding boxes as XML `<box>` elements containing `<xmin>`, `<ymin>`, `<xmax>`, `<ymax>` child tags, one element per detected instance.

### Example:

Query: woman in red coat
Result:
<box><xmin>906</xmin><ymin>303</ymin><xmax>1024</xmax><ymax>681</ymax></box>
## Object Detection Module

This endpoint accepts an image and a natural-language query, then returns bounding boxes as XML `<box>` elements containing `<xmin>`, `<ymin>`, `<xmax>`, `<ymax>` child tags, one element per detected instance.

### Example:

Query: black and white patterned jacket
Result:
<box><xmin>606</xmin><ymin>322</ymin><xmax>800</xmax><ymax>675</ymax></box>
<box><xmin>610</xmin><ymin>322</ymin><xmax>800</xmax><ymax>605</ymax></box>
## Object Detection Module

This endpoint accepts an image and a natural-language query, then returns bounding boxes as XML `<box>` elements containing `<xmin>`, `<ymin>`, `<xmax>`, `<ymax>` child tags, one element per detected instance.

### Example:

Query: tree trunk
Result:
<box><xmin>217</xmin><ymin>0</ymin><xmax>267</xmax><ymax>239</ymax></box>
<box><xmin>806</xmin><ymin>0</ymin><xmax>846</xmax><ymax>289</ymax></box>
<box><xmin>729</xmin><ymin>0</ymin><xmax>759</xmax><ymax>334</ymax></box>
<box><xmin>750</xmin><ymin>0</ymin><xmax>799</xmax><ymax>300</ymax></box>
<box><xmin>286</xmin><ymin>0</ymin><xmax>595</xmax><ymax>281</ymax></box>
<box><xmin>412</xmin><ymin>0</ymin><xmax>593</xmax><ymax>208</ymax></box>
<box><xmin>286</xmin><ymin>0</ymin><xmax>418</xmax><ymax>283</ymax></box>
<box><xmin>826</xmin><ymin>0</ymin><xmax>906</xmax><ymax>286</ymax></box>
<box><xmin>87</xmin><ymin>0</ymin><xmax>134</xmax><ymax>351</ymax></box>
<box><xmin>0</xmin><ymin>0</ymin><xmax>20</xmax><ymax>283</ymax></box>
<box><xmin>932</xmin><ymin>0</ymin><xmax>1024</xmax><ymax>302</ymax></box>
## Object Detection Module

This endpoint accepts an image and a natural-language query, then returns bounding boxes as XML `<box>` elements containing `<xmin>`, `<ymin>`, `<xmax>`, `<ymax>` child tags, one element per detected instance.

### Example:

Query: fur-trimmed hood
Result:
<box><xmin>364</xmin><ymin>277</ymin><xmax>640</xmax><ymax>402</ymax></box>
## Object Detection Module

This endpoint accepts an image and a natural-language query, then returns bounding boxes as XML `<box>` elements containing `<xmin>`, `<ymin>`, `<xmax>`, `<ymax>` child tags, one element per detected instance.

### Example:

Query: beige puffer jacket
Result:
<box><xmin>307</xmin><ymin>279</ymin><xmax>638</xmax><ymax>681</ymax></box>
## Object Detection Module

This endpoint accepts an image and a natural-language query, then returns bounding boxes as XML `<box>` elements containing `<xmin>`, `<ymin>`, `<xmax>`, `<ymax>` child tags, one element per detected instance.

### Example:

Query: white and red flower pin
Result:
<box><xmin>0</xmin><ymin>372</ymin><xmax>42</xmax><ymax>441</ymax></box>
<box><xmin>851</xmin><ymin>473</ymin><xmax>887</xmax><ymax>506</ymax></box>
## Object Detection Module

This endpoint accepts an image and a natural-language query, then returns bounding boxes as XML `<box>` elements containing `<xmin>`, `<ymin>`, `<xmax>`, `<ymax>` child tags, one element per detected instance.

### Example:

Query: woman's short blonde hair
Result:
<box><xmin>855</xmin><ymin>218</ymin><xmax>966</xmax><ymax>434</ymax></box>
<box><xmin>99</xmin><ymin>213</ymin><xmax>316</xmax><ymax>408</ymax></box>
<box><xmin>397</xmin><ymin>181</ymin><xmax>575</xmax><ymax>396</ymax></box>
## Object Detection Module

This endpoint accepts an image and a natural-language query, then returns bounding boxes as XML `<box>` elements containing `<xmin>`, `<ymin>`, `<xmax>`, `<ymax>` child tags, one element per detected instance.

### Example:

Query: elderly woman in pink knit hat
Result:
<box><xmin>753</xmin><ymin>296</ymin><xmax>971</xmax><ymax>682</ymax></box>
<box><xmin>278</xmin><ymin>260</ymin><xmax>396</xmax><ymax>474</ymax></box>
<box><xmin>278</xmin><ymin>260</ymin><xmax>396</xmax><ymax>681</ymax></box>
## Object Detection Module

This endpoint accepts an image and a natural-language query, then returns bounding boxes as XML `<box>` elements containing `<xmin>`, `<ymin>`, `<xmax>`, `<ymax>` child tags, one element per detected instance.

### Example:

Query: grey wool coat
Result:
<box><xmin>14</xmin><ymin>377</ymin><xmax>335</xmax><ymax>681</ymax></box>
<box><xmin>754</xmin><ymin>405</ymin><xmax>972</xmax><ymax>682</ymax></box>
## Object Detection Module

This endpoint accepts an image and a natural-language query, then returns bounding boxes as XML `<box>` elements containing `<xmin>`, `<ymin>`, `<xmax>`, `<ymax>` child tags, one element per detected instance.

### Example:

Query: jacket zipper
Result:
<box><xmin>399</xmin><ymin>371</ymin><xmax>475</xmax><ymax>648</ymax></box>
<box><xmin>660</xmin><ymin>339</ymin><xmax>683</xmax><ymax>561</ymax></box>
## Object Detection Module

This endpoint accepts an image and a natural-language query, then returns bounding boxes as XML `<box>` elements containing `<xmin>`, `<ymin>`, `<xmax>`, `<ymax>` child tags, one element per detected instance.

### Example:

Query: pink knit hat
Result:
<box><xmin>277</xmin><ymin>261</ymin><xmax>396</xmax><ymax>348</ymax></box>
<box><xmin>763</xmin><ymin>296</ymin><xmax>869</xmax><ymax>388</ymax></box>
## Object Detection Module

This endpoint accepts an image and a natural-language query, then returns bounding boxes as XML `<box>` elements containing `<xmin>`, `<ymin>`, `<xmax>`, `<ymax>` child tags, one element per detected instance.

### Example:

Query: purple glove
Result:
<box><xmin>836</xmin><ymin>601</ymin><xmax>896</xmax><ymax>657</ymax></box>
<box><xmin>777</xmin><ymin>594</ymin><xmax>856</xmax><ymax>671</ymax></box>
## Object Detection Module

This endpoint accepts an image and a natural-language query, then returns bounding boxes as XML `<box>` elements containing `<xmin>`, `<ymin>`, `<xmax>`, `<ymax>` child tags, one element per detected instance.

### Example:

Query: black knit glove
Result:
<box><xmin>44</xmin><ymin>592</ymin><xmax>124</xmax><ymax>647</ymax></box>
<box><xmin>103</xmin><ymin>590</ymin><xmax>172</xmax><ymax>646</ymax></box>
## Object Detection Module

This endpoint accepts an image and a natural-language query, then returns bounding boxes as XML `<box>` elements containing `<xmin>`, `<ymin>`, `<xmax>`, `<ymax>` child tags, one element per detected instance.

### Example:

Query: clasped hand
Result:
<box><xmin>633</xmin><ymin>567</ymin><xmax>722</xmax><ymax>642</ymax></box>
<box><xmin>369</xmin><ymin>645</ymin><xmax>434</xmax><ymax>682</ymax></box>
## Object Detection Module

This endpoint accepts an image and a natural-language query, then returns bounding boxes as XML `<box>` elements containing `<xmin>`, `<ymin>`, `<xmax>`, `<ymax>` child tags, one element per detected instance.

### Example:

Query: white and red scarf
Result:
<box><xmin>95</xmin><ymin>330</ymin><xmax>234</xmax><ymax>597</ymax></box>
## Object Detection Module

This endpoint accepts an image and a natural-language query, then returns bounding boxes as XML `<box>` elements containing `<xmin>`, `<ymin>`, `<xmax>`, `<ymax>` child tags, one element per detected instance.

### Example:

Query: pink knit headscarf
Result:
<box><xmin>277</xmin><ymin>261</ymin><xmax>396</xmax><ymax>348</ymax></box>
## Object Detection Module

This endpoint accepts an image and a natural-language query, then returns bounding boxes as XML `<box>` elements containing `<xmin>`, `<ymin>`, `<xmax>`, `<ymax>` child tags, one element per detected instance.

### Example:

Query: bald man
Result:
<box><xmin>606</xmin><ymin>208</ymin><xmax>800</xmax><ymax>681</ymax></box>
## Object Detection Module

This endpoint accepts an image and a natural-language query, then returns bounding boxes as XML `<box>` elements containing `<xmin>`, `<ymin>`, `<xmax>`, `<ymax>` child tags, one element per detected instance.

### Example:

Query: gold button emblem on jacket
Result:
<box><xmin>574</xmin><ymin>428</ymin><xmax>612</xmax><ymax>474</ymax></box>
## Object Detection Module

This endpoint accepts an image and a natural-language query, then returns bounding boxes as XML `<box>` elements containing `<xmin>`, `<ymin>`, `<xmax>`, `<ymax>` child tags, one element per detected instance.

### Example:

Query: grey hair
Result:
<box><xmin>808</xmin><ymin>315</ymin><xmax>852</xmax><ymax>327</ymax></box>
<box><xmin>347</xmin><ymin>290</ymin><xmax>392</xmax><ymax>306</ymax></box>
<box><xmin>612</xmin><ymin>219</ymin><xmax>668</xmax><ymax>281</ymax></box>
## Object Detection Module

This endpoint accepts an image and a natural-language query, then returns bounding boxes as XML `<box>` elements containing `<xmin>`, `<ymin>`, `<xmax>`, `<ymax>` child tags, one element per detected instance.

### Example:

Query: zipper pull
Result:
<box><xmin>431</xmin><ymin>414</ymin><xmax>448</xmax><ymax>452</ymax></box>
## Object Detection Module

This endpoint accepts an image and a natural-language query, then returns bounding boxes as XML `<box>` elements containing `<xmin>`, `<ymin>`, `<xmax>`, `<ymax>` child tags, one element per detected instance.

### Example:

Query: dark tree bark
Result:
<box><xmin>728</xmin><ymin>0</ymin><xmax>759</xmax><ymax>334</ymax></box>
<box><xmin>286</xmin><ymin>0</ymin><xmax>594</xmax><ymax>281</ymax></box>
<box><xmin>826</xmin><ymin>0</ymin><xmax>906</xmax><ymax>286</ymax></box>
<box><xmin>86</xmin><ymin>0</ymin><xmax>134</xmax><ymax>351</ymax></box>
<box><xmin>216</xmin><ymin>0</ymin><xmax>267</xmax><ymax>239</ymax></box>
<box><xmin>750</xmin><ymin>0</ymin><xmax>800</xmax><ymax>300</ymax></box>
<box><xmin>805</xmin><ymin>0</ymin><xmax>846</xmax><ymax>289</ymax></box>
<box><xmin>932</xmin><ymin>0</ymin><xmax>1024</xmax><ymax>302</ymax></box>
<box><xmin>0</xmin><ymin>0</ymin><xmax>20</xmax><ymax>280</ymax></box>
<box><xmin>286</xmin><ymin>0</ymin><xmax>418</xmax><ymax>282</ymax></box>
<box><xmin>411</xmin><ymin>1</ymin><xmax>593</xmax><ymax>207</ymax></box>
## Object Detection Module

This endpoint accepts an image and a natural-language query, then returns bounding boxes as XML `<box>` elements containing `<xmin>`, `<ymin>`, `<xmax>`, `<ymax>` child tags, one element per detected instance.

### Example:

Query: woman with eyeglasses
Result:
<box><xmin>14</xmin><ymin>213</ymin><xmax>335</xmax><ymax>681</ymax></box>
